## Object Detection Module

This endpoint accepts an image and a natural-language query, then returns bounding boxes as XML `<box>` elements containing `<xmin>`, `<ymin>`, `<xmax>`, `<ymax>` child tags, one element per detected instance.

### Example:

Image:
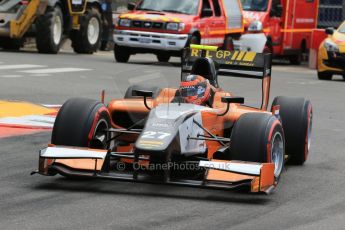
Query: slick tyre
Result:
<box><xmin>230</xmin><ymin>113</ymin><xmax>285</xmax><ymax>179</ymax></box>
<box><xmin>52</xmin><ymin>98</ymin><xmax>110</xmax><ymax>149</ymax></box>
<box><xmin>71</xmin><ymin>7</ymin><xmax>102</xmax><ymax>54</ymax></box>
<box><xmin>271</xmin><ymin>96</ymin><xmax>313</xmax><ymax>165</ymax></box>
<box><xmin>114</xmin><ymin>44</ymin><xmax>130</xmax><ymax>63</ymax></box>
<box><xmin>36</xmin><ymin>6</ymin><xmax>63</xmax><ymax>54</ymax></box>
<box><xmin>124</xmin><ymin>85</ymin><xmax>162</xmax><ymax>99</ymax></box>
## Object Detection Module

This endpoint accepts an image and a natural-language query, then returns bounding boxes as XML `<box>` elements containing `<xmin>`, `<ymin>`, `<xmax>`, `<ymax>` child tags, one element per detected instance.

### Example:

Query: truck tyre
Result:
<box><xmin>223</xmin><ymin>35</ymin><xmax>234</xmax><ymax>51</ymax></box>
<box><xmin>271</xmin><ymin>96</ymin><xmax>312</xmax><ymax>165</ymax></box>
<box><xmin>317</xmin><ymin>71</ymin><xmax>332</xmax><ymax>80</ymax></box>
<box><xmin>289</xmin><ymin>53</ymin><xmax>302</xmax><ymax>65</ymax></box>
<box><xmin>71</xmin><ymin>7</ymin><xmax>102</xmax><ymax>54</ymax></box>
<box><xmin>0</xmin><ymin>38</ymin><xmax>22</xmax><ymax>50</ymax></box>
<box><xmin>52</xmin><ymin>98</ymin><xmax>110</xmax><ymax>149</ymax></box>
<box><xmin>36</xmin><ymin>6</ymin><xmax>63</xmax><ymax>54</ymax></box>
<box><xmin>114</xmin><ymin>44</ymin><xmax>130</xmax><ymax>63</ymax></box>
<box><xmin>157</xmin><ymin>53</ymin><xmax>171</xmax><ymax>62</ymax></box>
<box><xmin>230</xmin><ymin>113</ymin><xmax>285</xmax><ymax>179</ymax></box>
<box><xmin>124</xmin><ymin>84</ymin><xmax>162</xmax><ymax>99</ymax></box>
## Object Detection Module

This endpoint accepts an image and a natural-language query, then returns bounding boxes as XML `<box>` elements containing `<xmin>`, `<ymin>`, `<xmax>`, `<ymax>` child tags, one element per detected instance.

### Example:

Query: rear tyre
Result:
<box><xmin>157</xmin><ymin>53</ymin><xmax>171</xmax><ymax>62</ymax></box>
<box><xmin>0</xmin><ymin>38</ymin><xmax>22</xmax><ymax>50</ymax></box>
<box><xmin>52</xmin><ymin>98</ymin><xmax>110</xmax><ymax>149</ymax></box>
<box><xmin>36</xmin><ymin>6</ymin><xmax>63</xmax><ymax>54</ymax></box>
<box><xmin>124</xmin><ymin>84</ymin><xmax>162</xmax><ymax>99</ymax></box>
<box><xmin>230</xmin><ymin>113</ymin><xmax>285</xmax><ymax>179</ymax></box>
<box><xmin>271</xmin><ymin>96</ymin><xmax>312</xmax><ymax>165</ymax></box>
<box><xmin>317</xmin><ymin>71</ymin><xmax>332</xmax><ymax>80</ymax></box>
<box><xmin>71</xmin><ymin>7</ymin><xmax>102</xmax><ymax>54</ymax></box>
<box><xmin>114</xmin><ymin>44</ymin><xmax>130</xmax><ymax>63</ymax></box>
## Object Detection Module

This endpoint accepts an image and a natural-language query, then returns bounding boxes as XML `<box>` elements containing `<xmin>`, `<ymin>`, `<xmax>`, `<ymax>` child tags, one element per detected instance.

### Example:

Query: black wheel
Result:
<box><xmin>114</xmin><ymin>44</ymin><xmax>130</xmax><ymax>63</ymax></box>
<box><xmin>343</xmin><ymin>74</ymin><xmax>345</xmax><ymax>80</ymax></box>
<box><xmin>317</xmin><ymin>71</ymin><xmax>332</xmax><ymax>80</ymax></box>
<box><xmin>71</xmin><ymin>7</ymin><xmax>102</xmax><ymax>54</ymax></box>
<box><xmin>157</xmin><ymin>53</ymin><xmax>171</xmax><ymax>62</ymax></box>
<box><xmin>271</xmin><ymin>96</ymin><xmax>312</xmax><ymax>165</ymax></box>
<box><xmin>289</xmin><ymin>53</ymin><xmax>302</xmax><ymax>65</ymax></box>
<box><xmin>36</xmin><ymin>6</ymin><xmax>63</xmax><ymax>54</ymax></box>
<box><xmin>0</xmin><ymin>38</ymin><xmax>22</xmax><ymax>50</ymax></box>
<box><xmin>52</xmin><ymin>98</ymin><xmax>110</xmax><ymax>149</ymax></box>
<box><xmin>223</xmin><ymin>35</ymin><xmax>234</xmax><ymax>51</ymax></box>
<box><xmin>230</xmin><ymin>113</ymin><xmax>285</xmax><ymax>179</ymax></box>
<box><xmin>124</xmin><ymin>84</ymin><xmax>162</xmax><ymax>99</ymax></box>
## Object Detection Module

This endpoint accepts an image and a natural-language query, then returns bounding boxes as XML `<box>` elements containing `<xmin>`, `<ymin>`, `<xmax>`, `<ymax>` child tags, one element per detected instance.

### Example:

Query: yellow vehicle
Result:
<box><xmin>0</xmin><ymin>0</ymin><xmax>113</xmax><ymax>54</ymax></box>
<box><xmin>317</xmin><ymin>21</ymin><xmax>345</xmax><ymax>80</ymax></box>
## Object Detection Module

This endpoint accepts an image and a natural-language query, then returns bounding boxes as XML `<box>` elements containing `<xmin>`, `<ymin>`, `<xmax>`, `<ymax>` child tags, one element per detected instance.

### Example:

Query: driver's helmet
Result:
<box><xmin>179</xmin><ymin>75</ymin><xmax>211</xmax><ymax>105</ymax></box>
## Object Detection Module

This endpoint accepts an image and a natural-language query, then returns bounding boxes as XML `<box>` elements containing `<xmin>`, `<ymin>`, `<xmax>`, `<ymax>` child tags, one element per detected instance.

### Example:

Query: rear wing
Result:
<box><xmin>181</xmin><ymin>45</ymin><xmax>272</xmax><ymax>110</ymax></box>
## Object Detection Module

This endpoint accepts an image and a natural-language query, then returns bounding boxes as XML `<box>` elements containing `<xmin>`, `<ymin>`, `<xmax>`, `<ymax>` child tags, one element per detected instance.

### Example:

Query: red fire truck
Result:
<box><xmin>113</xmin><ymin>0</ymin><xmax>243</xmax><ymax>63</ymax></box>
<box><xmin>241</xmin><ymin>0</ymin><xmax>319</xmax><ymax>64</ymax></box>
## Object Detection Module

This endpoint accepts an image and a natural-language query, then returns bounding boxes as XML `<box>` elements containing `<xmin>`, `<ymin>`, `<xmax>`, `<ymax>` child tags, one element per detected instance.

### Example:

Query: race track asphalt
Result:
<box><xmin>1</xmin><ymin>49</ymin><xmax>345</xmax><ymax>230</ymax></box>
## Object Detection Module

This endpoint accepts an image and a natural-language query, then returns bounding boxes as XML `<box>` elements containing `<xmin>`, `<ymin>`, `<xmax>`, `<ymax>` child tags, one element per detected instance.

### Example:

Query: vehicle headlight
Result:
<box><xmin>166</xmin><ymin>22</ymin><xmax>185</xmax><ymax>31</ymax></box>
<box><xmin>324</xmin><ymin>39</ymin><xmax>339</xmax><ymax>52</ymax></box>
<box><xmin>119</xmin><ymin>18</ymin><xmax>131</xmax><ymax>27</ymax></box>
<box><xmin>248</xmin><ymin>21</ymin><xmax>263</xmax><ymax>32</ymax></box>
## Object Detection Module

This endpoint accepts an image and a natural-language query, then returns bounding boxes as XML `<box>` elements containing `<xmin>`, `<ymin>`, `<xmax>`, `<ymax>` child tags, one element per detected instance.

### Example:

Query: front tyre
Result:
<box><xmin>114</xmin><ymin>44</ymin><xmax>130</xmax><ymax>63</ymax></box>
<box><xmin>52</xmin><ymin>98</ymin><xmax>110</xmax><ymax>149</ymax></box>
<box><xmin>71</xmin><ymin>7</ymin><xmax>102</xmax><ymax>54</ymax></box>
<box><xmin>36</xmin><ymin>6</ymin><xmax>63</xmax><ymax>54</ymax></box>
<box><xmin>317</xmin><ymin>71</ymin><xmax>332</xmax><ymax>80</ymax></box>
<box><xmin>157</xmin><ymin>53</ymin><xmax>171</xmax><ymax>62</ymax></box>
<box><xmin>0</xmin><ymin>38</ymin><xmax>22</xmax><ymax>50</ymax></box>
<box><xmin>271</xmin><ymin>96</ymin><xmax>312</xmax><ymax>165</ymax></box>
<box><xmin>230</xmin><ymin>113</ymin><xmax>285</xmax><ymax>179</ymax></box>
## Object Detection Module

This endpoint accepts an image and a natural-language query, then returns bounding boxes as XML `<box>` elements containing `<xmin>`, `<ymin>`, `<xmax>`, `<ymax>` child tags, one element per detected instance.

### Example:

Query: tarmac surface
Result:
<box><xmin>1</xmin><ymin>48</ymin><xmax>345</xmax><ymax>229</ymax></box>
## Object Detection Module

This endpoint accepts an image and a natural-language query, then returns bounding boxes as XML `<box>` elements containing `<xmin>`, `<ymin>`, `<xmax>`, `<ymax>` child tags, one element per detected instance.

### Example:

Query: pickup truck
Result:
<box><xmin>113</xmin><ymin>0</ymin><xmax>243</xmax><ymax>62</ymax></box>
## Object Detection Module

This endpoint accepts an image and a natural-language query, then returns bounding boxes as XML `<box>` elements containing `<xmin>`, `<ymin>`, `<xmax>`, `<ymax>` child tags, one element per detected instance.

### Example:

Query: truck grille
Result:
<box><xmin>132</xmin><ymin>20</ymin><xmax>165</xmax><ymax>30</ymax></box>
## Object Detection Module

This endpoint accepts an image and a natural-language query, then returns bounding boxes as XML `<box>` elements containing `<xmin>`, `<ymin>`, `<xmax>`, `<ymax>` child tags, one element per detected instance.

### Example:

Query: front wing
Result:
<box><xmin>33</xmin><ymin>146</ymin><xmax>276</xmax><ymax>194</ymax></box>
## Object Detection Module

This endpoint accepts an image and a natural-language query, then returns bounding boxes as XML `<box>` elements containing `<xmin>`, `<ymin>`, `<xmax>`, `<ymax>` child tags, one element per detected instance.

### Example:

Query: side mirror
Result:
<box><xmin>132</xmin><ymin>90</ymin><xmax>153</xmax><ymax>110</ymax></box>
<box><xmin>201</xmin><ymin>8</ymin><xmax>213</xmax><ymax>18</ymax></box>
<box><xmin>270</xmin><ymin>4</ymin><xmax>282</xmax><ymax>17</ymax></box>
<box><xmin>218</xmin><ymin>96</ymin><xmax>244</xmax><ymax>116</ymax></box>
<box><xmin>325</xmin><ymin>27</ymin><xmax>334</xmax><ymax>35</ymax></box>
<box><xmin>127</xmin><ymin>2</ymin><xmax>135</xmax><ymax>11</ymax></box>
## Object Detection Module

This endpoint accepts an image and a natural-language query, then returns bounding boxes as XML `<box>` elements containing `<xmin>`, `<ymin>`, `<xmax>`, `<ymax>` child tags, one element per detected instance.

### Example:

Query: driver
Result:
<box><xmin>179</xmin><ymin>75</ymin><xmax>215</xmax><ymax>106</ymax></box>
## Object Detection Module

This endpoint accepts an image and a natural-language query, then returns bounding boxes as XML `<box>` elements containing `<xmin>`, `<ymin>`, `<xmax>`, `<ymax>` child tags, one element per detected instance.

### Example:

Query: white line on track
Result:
<box><xmin>0</xmin><ymin>64</ymin><xmax>46</xmax><ymax>70</ymax></box>
<box><xmin>0</xmin><ymin>75</ymin><xmax>23</xmax><ymax>78</ymax></box>
<box><xmin>19</xmin><ymin>68</ymin><xmax>92</xmax><ymax>74</ymax></box>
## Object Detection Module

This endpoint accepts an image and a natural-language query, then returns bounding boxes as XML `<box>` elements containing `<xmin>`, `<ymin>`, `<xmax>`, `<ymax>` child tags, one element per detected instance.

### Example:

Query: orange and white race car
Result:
<box><xmin>32</xmin><ymin>45</ymin><xmax>313</xmax><ymax>194</ymax></box>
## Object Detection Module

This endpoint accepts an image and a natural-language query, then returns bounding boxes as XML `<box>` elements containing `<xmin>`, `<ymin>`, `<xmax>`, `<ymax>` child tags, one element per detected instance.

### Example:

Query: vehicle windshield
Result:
<box><xmin>339</xmin><ymin>23</ymin><xmax>345</xmax><ymax>33</ymax></box>
<box><xmin>241</xmin><ymin>0</ymin><xmax>269</xmax><ymax>12</ymax></box>
<box><xmin>137</xmin><ymin>0</ymin><xmax>200</xmax><ymax>15</ymax></box>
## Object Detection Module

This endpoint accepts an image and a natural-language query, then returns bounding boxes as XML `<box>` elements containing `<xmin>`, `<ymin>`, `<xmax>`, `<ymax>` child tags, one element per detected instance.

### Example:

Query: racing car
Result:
<box><xmin>32</xmin><ymin>45</ymin><xmax>313</xmax><ymax>194</ymax></box>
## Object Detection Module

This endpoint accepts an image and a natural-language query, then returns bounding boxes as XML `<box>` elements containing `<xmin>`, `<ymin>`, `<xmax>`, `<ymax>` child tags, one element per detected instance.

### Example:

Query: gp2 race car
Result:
<box><xmin>32</xmin><ymin>45</ymin><xmax>313</xmax><ymax>194</ymax></box>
